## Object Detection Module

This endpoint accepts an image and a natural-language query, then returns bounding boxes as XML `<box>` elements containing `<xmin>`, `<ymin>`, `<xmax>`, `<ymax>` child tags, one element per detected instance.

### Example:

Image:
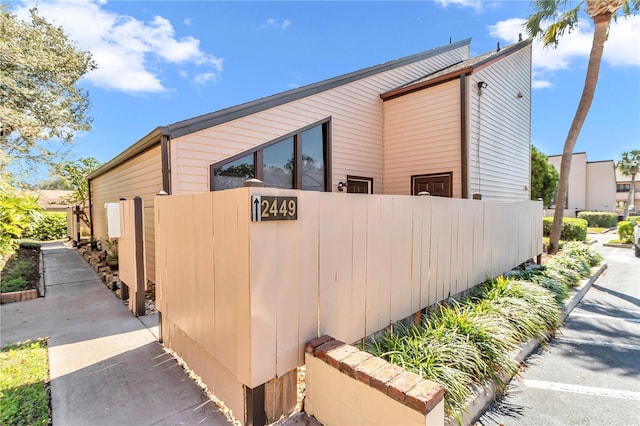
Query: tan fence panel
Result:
<box><xmin>156</xmin><ymin>187</ymin><xmax>543</xmax><ymax>393</ymax></box>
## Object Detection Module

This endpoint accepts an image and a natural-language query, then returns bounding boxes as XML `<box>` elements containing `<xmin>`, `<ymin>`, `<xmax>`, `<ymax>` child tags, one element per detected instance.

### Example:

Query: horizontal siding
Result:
<box><xmin>91</xmin><ymin>145</ymin><xmax>163</xmax><ymax>284</ymax></box>
<box><xmin>383</xmin><ymin>79</ymin><xmax>462</xmax><ymax>196</ymax></box>
<box><xmin>468</xmin><ymin>45</ymin><xmax>532</xmax><ymax>201</ymax></box>
<box><xmin>171</xmin><ymin>45</ymin><xmax>470</xmax><ymax>195</ymax></box>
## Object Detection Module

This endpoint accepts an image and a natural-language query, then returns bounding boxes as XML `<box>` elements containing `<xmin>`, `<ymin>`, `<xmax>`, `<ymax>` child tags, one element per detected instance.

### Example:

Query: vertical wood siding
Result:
<box><xmin>468</xmin><ymin>45</ymin><xmax>532</xmax><ymax>201</ymax></box>
<box><xmin>91</xmin><ymin>145</ymin><xmax>162</xmax><ymax>284</ymax></box>
<box><xmin>155</xmin><ymin>188</ymin><xmax>543</xmax><ymax>392</ymax></box>
<box><xmin>170</xmin><ymin>45</ymin><xmax>470</xmax><ymax>195</ymax></box>
<box><xmin>382</xmin><ymin>79</ymin><xmax>462</xmax><ymax>196</ymax></box>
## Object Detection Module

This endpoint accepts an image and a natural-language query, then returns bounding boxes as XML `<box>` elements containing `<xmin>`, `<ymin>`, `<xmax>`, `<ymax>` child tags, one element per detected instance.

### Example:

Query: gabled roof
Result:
<box><xmin>380</xmin><ymin>39</ymin><xmax>532</xmax><ymax>100</ymax></box>
<box><xmin>89</xmin><ymin>39</ymin><xmax>471</xmax><ymax>180</ymax></box>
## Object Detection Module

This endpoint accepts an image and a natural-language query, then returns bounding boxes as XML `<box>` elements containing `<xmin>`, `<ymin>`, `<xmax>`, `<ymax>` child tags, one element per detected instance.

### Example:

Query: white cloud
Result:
<box><xmin>605</xmin><ymin>15</ymin><xmax>640</xmax><ymax>67</ymax></box>
<box><xmin>260</xmin><ymin>18</ymin><xmax>291</xmax><ymax>30</ymax></box>
<box><xmin>16</xmin><ymin>0</ymin><xmax>223</xmax><ymax>94</ymax></box>
<box><xmin>435</xmin><ymin>0</ymin><xmax>483</xmax><ymax>12</ymax></box>
<box><xmin>287</xmin><ymin>83</ymin><xmax>300</xmax><ymax>89</ymax></box>
<box><xmin>489</xmin><ymin>15</ymin><xmax>640</xmax><ymax>89</ymax></box>
<box><xmin>184</xmin><ymin>18</ymin><xmax>192</xmax><ymax>26</ymax></box>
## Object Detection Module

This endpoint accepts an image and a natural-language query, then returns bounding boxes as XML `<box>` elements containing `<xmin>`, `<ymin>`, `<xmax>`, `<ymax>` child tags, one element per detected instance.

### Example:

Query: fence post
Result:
<box><xmin>131</xmin><ymin>196</ymin><xmax>146</xmax><ymax>316</ymax></box>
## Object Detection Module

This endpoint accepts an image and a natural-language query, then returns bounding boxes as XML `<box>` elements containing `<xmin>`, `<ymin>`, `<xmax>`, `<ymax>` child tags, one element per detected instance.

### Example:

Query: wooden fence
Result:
<box><xmin>155</xmin><ymin>188</ymin><xmax>542</xmax><ymax>399</ymax></box>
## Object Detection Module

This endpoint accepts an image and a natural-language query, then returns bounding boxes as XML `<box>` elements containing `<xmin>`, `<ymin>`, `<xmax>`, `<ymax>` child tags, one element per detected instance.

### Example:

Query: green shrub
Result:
<box><xmin>542</xmin><ymin>217</ymin><xmax>587</xmax><ymax>241</ymax></box>
<box><xmin>0</xmin><ymin>260</ymin><xmax>34</xmax><ymax>293</ymax></box>
<box><xmin>628</xmin><ymin>215</ymin><xmax>640</xmax><ymax>224</ymax></box>
<box><xmin>577</xmin><ymin>212</ymin><xmax>618</xmax><ymax>228</ymax></box>
<box><xmin>23</xmin><ymin>212</ymin><xmax>67</xmax><ymax>241</ymax></box>
<box><xmin>617</xmin><ymin>221</ymin><xmax>634</xmax><ymax>244</ymax></box>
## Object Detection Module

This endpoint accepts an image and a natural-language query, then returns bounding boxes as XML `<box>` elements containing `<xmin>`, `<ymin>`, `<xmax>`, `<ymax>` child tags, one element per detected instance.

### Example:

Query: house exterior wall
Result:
<box><xmin>468</xmin><ymin>44</ymin><xmax>532</xmax><ymax>201</ymax></box>
<box><xmin>90</xmin><ymin>145</ymin><xmax>163</xmax><ymax>284</ymax></box>
<box><xmin>549</xmin><ymin>153</ymin><xmax>587</xmax><ymax>210</ymax></box>
<box><xmin>169</xmin><ymin>45</ymin><xmax>470</xmax><ymax>196</ymax></box>
<box><xmin>382</xmin><ymin>79</ymin><xmax>462</xmax><ymax>196</ymax></box>
<box><xmin>615</xmin><ymin>168</ymin><xmax>640</xmax><ymax>211</ymax></box>
<box><xmin>585</xmin><ymin>161</ymin><xmax>616</xmax><ymax>212</ymax></box>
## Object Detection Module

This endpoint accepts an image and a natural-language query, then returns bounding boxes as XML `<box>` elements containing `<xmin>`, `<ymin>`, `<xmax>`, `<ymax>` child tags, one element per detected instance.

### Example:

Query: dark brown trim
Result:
<box><xmin>346</xmin><ymin>175</ymin><xmax>374</xmax><ymax>194</ymax></box>
<box><xmin>411</xmin><ymin>172</ymin><xmax>454</xmax><ymax>197</ymax></box>
<box><xmin>254</xmin><ymin>150</ymin><xmax>264</xmax><ymax>181</ymax></box>
<box><xmin>380</xmin><ymin>67</ymin><xmax>472</xmax><ymax>101</ymax></box>
<box><xmin>325</xmin><ymin>120</ymin><xmax>332</xmax><ymax>192</ymax></box>
<box><xmin>245</xmin><ymin>384</ymin><xmax>265</xmax><ymax>426</ymax></box>
<box><xmin>88</xmin><ymin>179</ymin><xmax>94</xmax><ymax>238</ymax></box>
<box><xmin>294</xmin><ymin>134</ymin><xmax>302</xmax><ymax>189</ymax></box>
<box><xmin>160</xmin><ymin>135</ymin><xmax>171</xmax><ymax>194</ymax></box>
<box><xmin>133</xmin><ymin>196</ymin><xmax>145</xmax><ymax>316</ymax></box>
<box><xmin>460</xmin><ymin>74</ymin><xmax>468</xmax><ymax>199</ymax></box>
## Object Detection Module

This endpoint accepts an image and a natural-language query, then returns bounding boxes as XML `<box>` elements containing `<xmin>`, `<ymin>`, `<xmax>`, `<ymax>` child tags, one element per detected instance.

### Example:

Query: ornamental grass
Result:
<box><xmin>365</xmin><ymin>243</ymin><xmax>603</xmax><ymax>421</ymax></box>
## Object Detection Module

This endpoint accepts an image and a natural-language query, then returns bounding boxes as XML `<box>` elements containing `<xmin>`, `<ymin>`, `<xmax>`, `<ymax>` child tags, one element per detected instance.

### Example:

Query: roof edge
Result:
<box><xmin>168</xmin><ymin>38</ymin><xmax>472</xmax><ymax>139</ymax></box>
<box><xmin>380</xmin><ymin>39</ymin><xmax>532</xmax><ymax>100</ymax></box>
<box><xmin>88</xmin><ymin>126</ymin><xmax>170</xmax><ymax>180</ymax></box>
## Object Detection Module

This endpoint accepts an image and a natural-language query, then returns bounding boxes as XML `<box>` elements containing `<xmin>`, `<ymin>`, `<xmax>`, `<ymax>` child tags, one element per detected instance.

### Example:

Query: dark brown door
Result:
<box><xmin>412</xmin><ymin>172</ymin><xmax>452</xmax><ymax>197</ymax></box>
<box><xmin>347</xmin><ymin>176</ymin><xmax>373</xmax><ymax>194</ymax></box>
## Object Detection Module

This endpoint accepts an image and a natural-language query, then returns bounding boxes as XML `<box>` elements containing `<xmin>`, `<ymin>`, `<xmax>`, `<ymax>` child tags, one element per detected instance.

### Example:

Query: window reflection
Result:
<box><xmin>213</xmin><ymin>153</ymin><xmax>254</xmax><ymax>190</ymax></box>
<box><xmin>301</xmin><ymin>126</ymin><xmax>325</xmax><ymax>191</ymax></box>
<box><xmin>263</xmin><ymin>137</ymin><xmax>294</xmax><ymax>189</ymax></box>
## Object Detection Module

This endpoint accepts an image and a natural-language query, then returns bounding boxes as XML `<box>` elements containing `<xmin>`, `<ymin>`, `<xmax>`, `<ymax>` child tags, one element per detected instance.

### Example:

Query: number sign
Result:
<box><xmin>251</xmin><ymin>195</ymin><xmax>298</xmax><ymax>221</ymax></box>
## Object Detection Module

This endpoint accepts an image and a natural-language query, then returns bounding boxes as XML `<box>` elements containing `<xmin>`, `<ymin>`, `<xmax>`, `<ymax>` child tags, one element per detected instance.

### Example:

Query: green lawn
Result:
<box><xmin>0</xmin><ymin>339</ymin><xmax>51</xmax><ymax>425</ymax></box>
<box><xmin>587</xmin><ymin>227</ymin><xmax>607</xmax><ymax>234</ymax></box>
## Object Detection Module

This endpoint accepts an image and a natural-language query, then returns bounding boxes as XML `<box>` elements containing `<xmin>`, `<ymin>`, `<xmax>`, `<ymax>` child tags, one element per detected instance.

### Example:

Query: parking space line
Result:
<box><xmin>524</xmin><ymin>379</ymin><xmax>640</xmax><ymax>400</ymax></box>
<box><xmin>555</xmin><ymin>337</ymin><xmax>640</xmax><ymax>351</ymax></box>
<box><xmin>569</xmin><ymin>312</ymin><xmax>640</xmax><ymax>323</ymax></box>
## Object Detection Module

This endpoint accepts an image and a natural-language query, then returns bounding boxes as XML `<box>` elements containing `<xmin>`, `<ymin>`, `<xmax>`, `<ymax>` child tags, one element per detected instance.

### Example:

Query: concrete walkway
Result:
<box><xmin>1</xmin><ymin>242</ymin><xmax>234</xmax><ymax>426</ymax></box>
<box><xmin>478</xmin><ymin>233</ymin><xmax>640</xmax><ymax>425</ymax></box>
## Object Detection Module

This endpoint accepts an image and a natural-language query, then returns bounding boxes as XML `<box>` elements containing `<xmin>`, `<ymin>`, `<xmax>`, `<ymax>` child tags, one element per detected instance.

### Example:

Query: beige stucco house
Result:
<box><xmin>547</xmin><ymin>152</ymin><xmax>616</xmax><ymax>216</ymax></box>
<box><xmin>88</xmin><ymin>38</ymin><xmax>533</xmax><ymax>286</ymax></box>
<box><xmin>615</xmin><ymin>168</ymin><xmax>640</xmax><ymax>213</ymax></box>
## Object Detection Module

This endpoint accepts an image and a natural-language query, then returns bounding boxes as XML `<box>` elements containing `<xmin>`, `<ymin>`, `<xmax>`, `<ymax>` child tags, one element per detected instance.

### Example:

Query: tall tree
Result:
<box><xmin>52</xmin><ymin>157</ymin><xmax>101</xmax><ymax>228</ymax></box>
<box><xmin>526</xmin><ymin>0</ymin><xmax>640</xmax><ymax>253</ymax></box>
<box><xmin>0</xmin><ymin>6</ymin><xmax>96</xmax><ymax>172</ymax></box>
<box><xmin>617</xmin><ymin>150</ymin><xmax>640</xmax><ymax>219</ymax></box>
<box><xmin>531</xmin><ymin>146</ymin><xmax>559</xmax><ymax>207</ymax></box>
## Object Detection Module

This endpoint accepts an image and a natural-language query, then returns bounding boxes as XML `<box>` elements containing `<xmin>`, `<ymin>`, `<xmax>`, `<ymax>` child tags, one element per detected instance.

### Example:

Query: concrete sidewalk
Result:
<box><xmin>1</xmin><ymin>242</ymin><xmax>234</xmax><ymax>426</ymax></box>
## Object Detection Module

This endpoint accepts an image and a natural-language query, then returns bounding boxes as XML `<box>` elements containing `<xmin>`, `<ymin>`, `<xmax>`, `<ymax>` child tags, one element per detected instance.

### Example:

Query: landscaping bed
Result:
<box><xmin>1</xmin><ymin>243</ymin><xmax>42</xmax><ymax>303</ymax></box>
<box><xmin>362</xmin><ymin>242</ymin><xmax>604</xmax><ymax>425</ymax></box>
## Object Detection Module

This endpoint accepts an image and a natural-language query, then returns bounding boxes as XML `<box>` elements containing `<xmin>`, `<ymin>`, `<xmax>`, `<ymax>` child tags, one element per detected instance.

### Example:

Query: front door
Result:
<box><xmin>412</xmin><ymin>172</ymin><xmax>452</xmax><ymax>197</ymax></box>
<box><xmin>347</xmin><ymin>176</ymin><xmax>373</xmax><ymax>194</ymax></box>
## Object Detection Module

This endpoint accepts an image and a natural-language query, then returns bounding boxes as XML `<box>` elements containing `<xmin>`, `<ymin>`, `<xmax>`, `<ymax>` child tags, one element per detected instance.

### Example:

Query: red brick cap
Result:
<box><xmin>387</xmin><ymin>371</ymin><xmax>424</xmax><ymax>403</ymax></box>
<box><xmin>305</xmin><ymin>335</ymin><xmax>335</xmax><ymax>354</ymax></box>
<box><xmin>369</xmin><ymin>363</ymin><xmax>405</xmax><ymax>393</ymax></box>
<box><xmin>339</xmin><ymin>351</ymin><xmax>373</xmax><ymax>378</ymax></box>
<box><xmin>405</xmin><ymin>379</ymin><xmax>445</xmax><ymax>414</ymax></box>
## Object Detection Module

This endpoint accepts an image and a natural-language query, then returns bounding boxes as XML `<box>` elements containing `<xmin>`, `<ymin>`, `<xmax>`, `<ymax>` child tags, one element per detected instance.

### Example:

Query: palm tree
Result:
<box><xmin>617</xmin><ymin>150</ymin><xmax>640</xmax><ymax>219</ymax></box>
<box><xmin>526</xmin><ymin>0</ymin><xmax>640</xmax><ymax>253</ymax></box>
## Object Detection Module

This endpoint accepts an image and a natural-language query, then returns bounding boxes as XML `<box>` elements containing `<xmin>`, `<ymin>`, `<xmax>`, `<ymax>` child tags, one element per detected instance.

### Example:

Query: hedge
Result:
<box><xmin>618</xmin><ymin>221</ymin><xmax>634</xmax><ymax>244</ymax></box>
<box><xmin>627</xmin><ymin>216</ymin><xmax>640</xmax><ymax>224</ymax></box>
<box><xmin>22</xmin><ymin>212</ymin><xmax>67</xmax><ymax>241</ymax></box>
<box><xmin>577</xmin><ymin>211</ymin><xmax>618</xmax><ymax>228</ymax></box>
<box><xmin>543</xmin><ymin>217</ymin><xmax>587</xmax><ymax>241</ymax></box>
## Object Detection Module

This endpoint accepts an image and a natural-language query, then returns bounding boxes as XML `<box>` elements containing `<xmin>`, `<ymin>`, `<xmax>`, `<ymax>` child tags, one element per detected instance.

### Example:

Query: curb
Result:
<box><xmin>447</xmin><ymin>261</ymin><xmax>608</xmax><ymax>426</ymax></box>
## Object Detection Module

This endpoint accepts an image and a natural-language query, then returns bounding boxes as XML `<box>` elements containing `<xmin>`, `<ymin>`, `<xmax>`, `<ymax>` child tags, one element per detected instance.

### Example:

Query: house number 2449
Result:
<box><xmin>251</xmin><ymin>195</ymin><xmax>298</xmax><ymax>221</ymax></box>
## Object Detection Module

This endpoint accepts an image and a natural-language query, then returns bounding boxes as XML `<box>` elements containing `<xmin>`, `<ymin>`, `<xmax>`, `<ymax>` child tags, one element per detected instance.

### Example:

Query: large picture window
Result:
<box><xmin>210</xmin><ymin>119</ymin><xmax>330</xmax><ymax>192</ymax></box>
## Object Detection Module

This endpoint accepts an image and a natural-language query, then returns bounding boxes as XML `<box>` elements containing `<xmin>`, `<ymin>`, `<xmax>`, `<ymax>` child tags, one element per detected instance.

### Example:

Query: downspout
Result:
<box><xmin>160</xmin><ymin>132</ymin><xmax>172</xmax><ymax>194</ymax></box>
<box><xmin>460</xmin><ymin>74</ymin><xmax>469</xmax><ymax>199</ymax></box>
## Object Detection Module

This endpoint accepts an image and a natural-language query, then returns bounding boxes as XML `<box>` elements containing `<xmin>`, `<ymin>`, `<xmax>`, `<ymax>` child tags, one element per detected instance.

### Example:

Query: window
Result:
<box><xmin>210</xmin><ymin>120</ymin><xmax>330</xmax><ymax>192</ymax></box>
<box><xmin>617</xmin><ymin>184</ymin><xmax>631</xmax><ymax>193</ymax></box>
<box><xmin>212</xmin><ymin>153</ymin><xmax>254</xmax><ymax>191</ymax></box>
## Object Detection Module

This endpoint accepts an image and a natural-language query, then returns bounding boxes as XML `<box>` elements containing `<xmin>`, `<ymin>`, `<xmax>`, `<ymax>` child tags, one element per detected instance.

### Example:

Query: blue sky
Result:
<box><xmin>11</xmin><ymin>0</ymin><xmax>640</xmax><ymax>178</ymax></box>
